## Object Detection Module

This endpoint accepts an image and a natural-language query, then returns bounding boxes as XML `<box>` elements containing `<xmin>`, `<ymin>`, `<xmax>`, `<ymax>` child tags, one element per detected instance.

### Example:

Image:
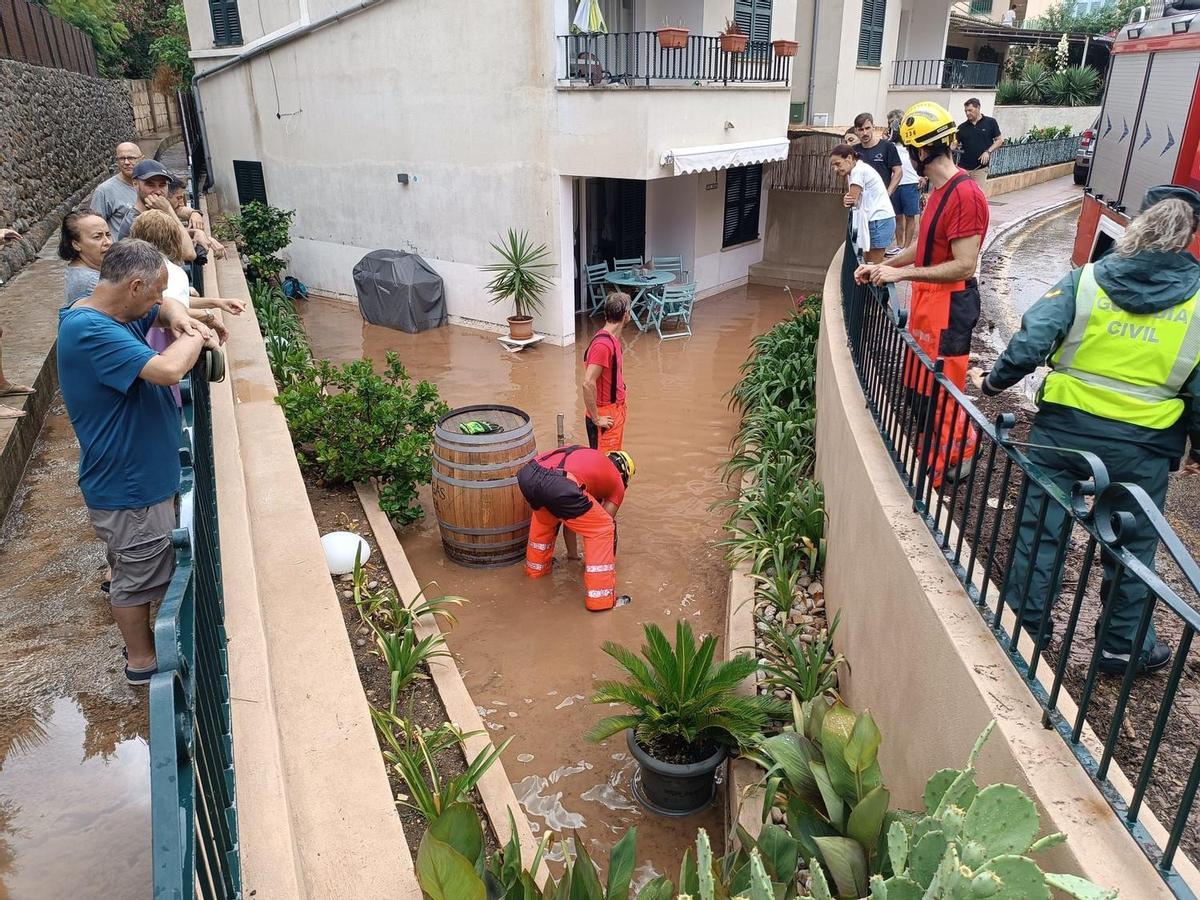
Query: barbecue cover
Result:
<box><xmin>352</xmin><ymin>249</ymin><xmax>447</xmax><ymax>333</ymax></box>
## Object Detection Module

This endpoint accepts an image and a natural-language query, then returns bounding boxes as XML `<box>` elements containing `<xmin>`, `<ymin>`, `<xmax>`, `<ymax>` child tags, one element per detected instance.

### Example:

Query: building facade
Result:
<box><xmin>182</xmin><ymin>0</ymin><xmax>799</xmax><ymax>344</ymax></box>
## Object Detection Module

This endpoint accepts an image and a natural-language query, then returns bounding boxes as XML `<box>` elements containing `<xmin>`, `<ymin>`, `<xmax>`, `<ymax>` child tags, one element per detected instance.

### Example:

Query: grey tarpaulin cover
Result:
<box><xmin>352</xmin><ymin>249</ymin><xmax>447</xmax><ymax>333</ymax></box>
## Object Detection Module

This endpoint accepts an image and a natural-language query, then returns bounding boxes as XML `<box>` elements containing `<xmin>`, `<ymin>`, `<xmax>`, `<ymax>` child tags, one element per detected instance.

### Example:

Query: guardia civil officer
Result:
<box><xmin>973</xmin><ymin>186</ymin><xmax>1200</xmax><ymax>675</ymax></box>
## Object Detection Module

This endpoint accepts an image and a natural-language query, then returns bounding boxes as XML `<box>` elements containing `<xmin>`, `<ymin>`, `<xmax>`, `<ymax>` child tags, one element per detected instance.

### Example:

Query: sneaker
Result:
<box><xmin>1098</xmin><ymin>641</ymin><xmax>1172</xmax><ymax>676</ymax></box>
<box><xmin>124</xmin><ymin>663</ymin><xmax>158</xmax><ymax>685</ymax></box>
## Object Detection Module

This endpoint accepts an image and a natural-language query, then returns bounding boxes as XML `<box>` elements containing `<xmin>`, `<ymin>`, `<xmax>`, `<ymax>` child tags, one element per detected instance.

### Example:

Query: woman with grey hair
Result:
<box><xmin>971</xmin><ymin>185</ymin><xmax>1200</xmax><ymax>677</ymax></box>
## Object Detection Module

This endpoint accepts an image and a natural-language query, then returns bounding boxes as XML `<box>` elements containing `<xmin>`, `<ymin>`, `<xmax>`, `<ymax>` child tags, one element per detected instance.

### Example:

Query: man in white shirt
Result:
<box><xmin>1001</xmin><ymin>4</ymin><xmax>1017</xmax><ymax>26</ymax></box>
<box><xmin>830</xmin><ymin>143</ymin><xmax>896</xmax><ymax>263</ymax></box>
<box><xmin>888</xmin><ymin>109</ymin><xmax>923</xmax><ymax>253</ymax></box>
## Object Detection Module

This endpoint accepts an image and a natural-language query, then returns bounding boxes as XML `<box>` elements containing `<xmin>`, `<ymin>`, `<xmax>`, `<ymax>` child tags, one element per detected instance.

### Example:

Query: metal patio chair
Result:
<box><xmin>585</xmin><ymin>261</ymin><xmax>610</xmax><ymax>315</ymax></box>
<box><xmin>649</xmin><ymin>283</ymin><xmax>695</xmax><ymax>340</ymax></box>
<box><xmin>612</xmin><ymin>256</ymin><xmax>644</xmax><ymax>273</ymax></box>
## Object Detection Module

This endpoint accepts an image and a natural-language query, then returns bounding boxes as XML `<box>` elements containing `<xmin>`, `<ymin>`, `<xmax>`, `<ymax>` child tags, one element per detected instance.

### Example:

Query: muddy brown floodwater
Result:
<box><xmin>0</xmin><ymin>402</ymin><xmax>150</xmax><ymax>899</ymax></box>
<box><xmin>301</xmin><ymin>284</ymin><xmax>792</xmax><ymax>880</ymax></box>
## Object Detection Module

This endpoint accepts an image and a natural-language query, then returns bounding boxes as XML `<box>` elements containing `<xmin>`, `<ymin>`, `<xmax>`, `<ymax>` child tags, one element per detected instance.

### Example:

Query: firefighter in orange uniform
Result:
<box><xmin>855</xmin><ymin>101</ymin><xmax>989</xmax><ymax>484</ymax></box>
<box><xmin>517</xmin><ymin>445</ymin><xmax>635</xmax><ymax>611</ymax></box>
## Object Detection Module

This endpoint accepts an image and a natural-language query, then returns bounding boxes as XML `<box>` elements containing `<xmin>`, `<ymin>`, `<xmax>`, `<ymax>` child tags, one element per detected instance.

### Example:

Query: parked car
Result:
<box><xmin>1074</xmin><ymin>116</ymin><xmax>1100</xmax><ymax>185</ymax></box>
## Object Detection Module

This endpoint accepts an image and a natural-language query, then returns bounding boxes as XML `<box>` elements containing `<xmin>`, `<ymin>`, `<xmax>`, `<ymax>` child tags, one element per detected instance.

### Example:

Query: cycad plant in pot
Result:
<box><xmin>587</xmin><ymin>620</ymin><xmax>781</xmax><ymax>816</ymax></box>
<box><xmin>483</xmin><ymin>228</ymin><xmax>553</xmax><ymax>341</ymax></box>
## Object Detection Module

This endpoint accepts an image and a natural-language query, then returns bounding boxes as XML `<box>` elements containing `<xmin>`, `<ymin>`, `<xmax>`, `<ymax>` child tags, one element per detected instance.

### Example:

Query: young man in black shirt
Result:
<box><xmin>957</xmin><ymin>98</ymin><xmax>1003</xmax><ymax>186</ymax></box>
<box><xmin>853</xmin><ymin>112</ymin><xmax>902</xmax><ymax>197</ymax></box>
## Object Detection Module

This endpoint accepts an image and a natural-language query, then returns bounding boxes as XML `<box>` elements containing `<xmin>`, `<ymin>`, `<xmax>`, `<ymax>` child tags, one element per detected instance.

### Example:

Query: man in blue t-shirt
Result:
<box><xmin>58</xmin><ymin>239</ymin><xmax>218</xmax><ymax>684</ymax></box>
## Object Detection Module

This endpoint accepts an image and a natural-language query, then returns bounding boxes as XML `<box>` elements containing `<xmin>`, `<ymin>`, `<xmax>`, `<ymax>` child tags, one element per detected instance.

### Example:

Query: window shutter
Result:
<box><xmin>723</xmin><ymin>165</ymin><xmax>762</xmax><ymax>248</ymax></box>
<box><xmin>616</xmin><ymin>180</ymin><xmax>646</xmax><ymax>260</ymax></box>
<box><xmin>232</xmin><ymin>160</ymin><xmax>267</xmax><ymax>206</ymax></box>
<box><xmin>734</xmin><ymin>0</ymin><xmax>772</xmax><ymax>44</ymax></box>
<box><xmin>723</xmin><ymin>168</ymin><xmax>745</xmax><ymax>246</ymax></box>
<box><xmin>969</xmin><ymin>0</ymin><xmax>991</xmax><ymax>12</ymax></box>
<box><xmin>209</xmin><ymin>0</ymin><xmax>242</xmax><ymax>46</ymax></box>
<box><xmin>857</xmin><ymin>0</ymin><xmax>886</xmax><ymax>66</ymax></box>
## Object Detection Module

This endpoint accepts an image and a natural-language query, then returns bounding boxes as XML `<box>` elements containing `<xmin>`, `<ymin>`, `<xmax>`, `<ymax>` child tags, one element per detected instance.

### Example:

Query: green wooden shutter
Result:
<box><xmin>733</xmin><ymin>0</ymin><xmax>772</xmax><ymax>43</ymax></box>
<box><xmin>969</xmin><ymin>0</ymin><xmax>992</xmax><ymax>12</ymax></box>
<box><xmin>723</xmin><ymin>165</ymin><xmax>762</xmax><ymax>248</ymax></box>
<box><xmin>857</xmin><ymin>0</ymin><xmax>886</xmax><ymax>66</ymax></box>
<box><xmin>209</xmin><ymin>0</ymin><xmax>243</xmax><ymax>46</ymax></box>
<box><xmin>616</xmin><ymin>180</ymin><xmax>645</xmax><ymax>260</ymax></box>
<box><xmin>233</xmin><ymin>160</ymin><xmax>267</xmax><ymax>206</ymax></box>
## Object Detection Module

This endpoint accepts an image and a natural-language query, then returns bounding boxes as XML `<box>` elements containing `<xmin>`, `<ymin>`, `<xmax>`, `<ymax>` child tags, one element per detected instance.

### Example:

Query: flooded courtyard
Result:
<box><xmin>301</xmin><ymin>283</ymin><xmax>793</xmax><ymax>876</ymax></box>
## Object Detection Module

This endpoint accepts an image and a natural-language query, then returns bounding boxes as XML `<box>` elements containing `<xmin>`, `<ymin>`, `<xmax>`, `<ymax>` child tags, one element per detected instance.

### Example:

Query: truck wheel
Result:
<box><xmin>1073</xmin><ymin>165</ymin><xmax>1087</xmax><ymax>186</ymax></box>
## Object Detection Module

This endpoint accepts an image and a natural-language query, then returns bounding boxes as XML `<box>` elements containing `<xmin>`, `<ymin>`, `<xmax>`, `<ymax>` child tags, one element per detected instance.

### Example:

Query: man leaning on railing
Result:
<box><xmin>969</xmin><ymin>186</ymin><xmax>1200</xmax><ymax>677</ymax></box>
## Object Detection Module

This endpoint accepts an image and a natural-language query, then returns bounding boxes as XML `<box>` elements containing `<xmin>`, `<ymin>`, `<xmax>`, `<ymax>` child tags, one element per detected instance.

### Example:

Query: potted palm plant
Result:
<box><xmin>719</xmin><ymin>18</ymin><xmax>747</xmax><ymax>54</ymax></box>
<box><xmin>587</xmin><ymin>620</ymin><xmax>779</xmax><ymax>816</ymax></box>
<box><xmin>656</xmin><ymin>17</ymin><xmax>689</xmax><ymax>49</ymax></box>
<box><xmin>483</xmin><ymin>229</ymin><xmax>554</xmax><ymax>341</ymax></box>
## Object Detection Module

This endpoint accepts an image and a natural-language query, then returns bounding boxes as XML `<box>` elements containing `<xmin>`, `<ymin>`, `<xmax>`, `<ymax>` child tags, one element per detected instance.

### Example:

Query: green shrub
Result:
<box><xmin>994</xmin><ymin>79</ymin><xmax>1022</xmax><ymax>106</ymax></box>
<box><xmin>1045</xmin><ymin>65</ymin><xmax>1101</xmax><ymax>107</ymax></box>
<box><xmin>276</xmin><ymin>353</ymin><xmax>448</xmax><ymax>525</ymax></box>
<box><xmin>249</xmin><ymin>281</ymin><xmax>311</xmax><ymax>385</ymax></box>
<box><xmin>215</xmin><ymin>201</ymin><xmax>296</xmax><ymax>282</ymax></box>
<box><xmin>1017</xmin><ymin>61</ymin><xmax>1052</xmax><ymax>104</ymax></box>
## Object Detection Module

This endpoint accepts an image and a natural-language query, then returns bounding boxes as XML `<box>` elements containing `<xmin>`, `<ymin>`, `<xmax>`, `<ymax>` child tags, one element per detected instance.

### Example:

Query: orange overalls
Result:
<box><xmin>518</xmin><ymin>446</ymin><xmax>619</xmax><ymax>611</ymax></box>
<box><xmin>585</xmin><ymin>331</ymin><xmax>626</xmax><ymax>452</ymax></box>
<box><xmin>903</xmin><ymin>172</ymin><xmax>980</xmax><ymax>487</ymax></box>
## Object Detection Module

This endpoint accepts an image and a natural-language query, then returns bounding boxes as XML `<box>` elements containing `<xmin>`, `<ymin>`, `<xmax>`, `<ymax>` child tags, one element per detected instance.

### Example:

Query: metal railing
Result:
<box><xmin>891</xmin><ymin>57</ymin><xmax>1000</xmax><ymax>89</ymax></box>
<box><xmin>838</xmin><ymin>232</ymin><xmax>1200</xmax><ymax>896</ymax></box>
<box><xmin>986</xmin><ymin>134</ymin><xmax>1079</xmax><ymax>178</ymax></box>
<box><xmin>149</xmin><ymin>366</ymin><xmax>241</xmax><ymax>899</ymax></box>
<box><xmin>559</xmin><ymin>31</ymin><xmax>791</xmax><ymax>86</ymax></box>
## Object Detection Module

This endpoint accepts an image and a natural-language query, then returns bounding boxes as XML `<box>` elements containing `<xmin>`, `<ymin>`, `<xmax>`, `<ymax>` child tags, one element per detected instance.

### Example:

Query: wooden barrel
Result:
<box><xmin>432</xmin><ymin>405</ymin><xmax>536</xmax><ymax>568</ymax></box>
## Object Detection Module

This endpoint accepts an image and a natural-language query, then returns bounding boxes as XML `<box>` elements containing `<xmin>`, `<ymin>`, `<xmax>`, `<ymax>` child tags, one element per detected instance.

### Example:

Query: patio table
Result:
<box><xmin>603</xmin><ymin>270</ymin><xmax>676</xmax><ymax>332</ymax></box>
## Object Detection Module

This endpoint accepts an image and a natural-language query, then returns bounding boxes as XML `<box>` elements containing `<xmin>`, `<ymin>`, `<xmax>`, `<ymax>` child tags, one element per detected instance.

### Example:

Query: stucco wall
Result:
<box><xmin>0</xmin><ymin>59</ymin><xmax>133</xmax><ymax>282</ymax></box>
<box><xmin>887</xmin><ymin>87</ymin><xmax>995</xmax><ymax>118</ymax></box>
<box><xmin>815</xmin><ymin>248</ymin><xmax>1191</xmax><ymax>898</ymax></box>
<box><xmin>993</xmin><ymin>104</ymin><xmax>1100</xmax><ymax>140</ymax></box>
<box><xmin>748</xmin><ymin>188</ymin><xmax>845</xmax><ymax>291</ymax></box>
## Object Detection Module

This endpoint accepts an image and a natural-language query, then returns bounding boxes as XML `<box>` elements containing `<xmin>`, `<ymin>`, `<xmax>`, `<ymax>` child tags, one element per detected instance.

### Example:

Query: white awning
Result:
<box><xmin>659</xmin><ymin>138</ymin><xmax>790</xmax><ymax>176</ymax></box>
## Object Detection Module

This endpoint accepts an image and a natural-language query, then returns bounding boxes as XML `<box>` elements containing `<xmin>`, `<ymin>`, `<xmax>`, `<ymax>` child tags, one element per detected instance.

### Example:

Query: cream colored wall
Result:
<box><xmin>887</xmin><ymin>87</ymin><xmax>995</xmax><ymax>115</ymax></box>
<box><xmin>693</xmin><ymin>168</ymin><xmax>767</xmax><ymax>295</ymax></box>
<box><xmin>993</xmin><ymin>103</ymin><xmax>1100</xmax><ymax>138</ymax></box>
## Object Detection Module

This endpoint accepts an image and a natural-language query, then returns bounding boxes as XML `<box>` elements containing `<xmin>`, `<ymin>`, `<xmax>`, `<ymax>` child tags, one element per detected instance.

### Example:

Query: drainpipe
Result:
<box><xmin>191</xmin><ymin>0</ymin><xmax>388</xmax><ymax>191</ymax></box>
<box><xmin>805</xmin><ymin>0</ymin><xmax>820</xmax><ymax>125</ymax></box>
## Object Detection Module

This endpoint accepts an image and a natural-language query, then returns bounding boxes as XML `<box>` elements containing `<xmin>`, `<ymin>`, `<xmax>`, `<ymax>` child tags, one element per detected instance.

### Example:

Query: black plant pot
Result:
<box><xmin>627</xmin><ymin>730</ymin><xmax>727</xmax><ymax>817</ymax></box>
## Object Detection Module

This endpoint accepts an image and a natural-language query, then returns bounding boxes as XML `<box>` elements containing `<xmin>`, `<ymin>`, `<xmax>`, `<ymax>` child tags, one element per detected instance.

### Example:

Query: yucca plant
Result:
<box><xmin>588</xmin><ymin>620</ymin><xmax>780</xmax><ymax>753</ymax></box>
<box><xmin>757</xmin><ymin>611</ymin><xmax>848</xmax><ymax>703</ymax></box>
<box><xmin>1045</xmin><ymin>65</ymin><xmax>1100</xmax><ymax>107</ymax></box>
<box><xmin>482</xmin><ymin>228</ymin><xmax>554</xmax><ymax>321</ymax></box>
<box><xmin>1017</xmin><ymin>61</ymin><xmax>1052</xmax><ymax>103</ymax></box>
<box><xmin>994</xmin><ymin>79</ymin><xmax>1022</xmax><ymax>105</ymax></box>
<box><xmin>371</xmin><ymin>709</ymin><xmax>512</xmax><ymax>822</ymax></box>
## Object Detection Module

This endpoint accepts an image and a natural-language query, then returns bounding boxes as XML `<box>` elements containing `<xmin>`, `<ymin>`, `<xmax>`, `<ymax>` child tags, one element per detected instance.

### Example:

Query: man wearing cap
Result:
<box><xmin>970</xmin><ymin>185</ymin><xmax>1200</xmax><ymax>676</ymax></box>
<box><xmin>112</xmin><ymin>160</ymin><xmax>197</xmax><ymax>262</ymax></box>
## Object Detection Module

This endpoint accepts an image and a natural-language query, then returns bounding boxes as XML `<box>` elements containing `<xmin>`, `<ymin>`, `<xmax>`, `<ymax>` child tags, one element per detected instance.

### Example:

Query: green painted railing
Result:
<box><xmin>149</xmin><ymin>365</ymin><xmax>242</xmax><ymax>899</ymax></box>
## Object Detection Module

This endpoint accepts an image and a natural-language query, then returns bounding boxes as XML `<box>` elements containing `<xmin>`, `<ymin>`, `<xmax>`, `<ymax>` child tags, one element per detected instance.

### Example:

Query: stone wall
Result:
<box><xmin>0</xmin><ymin>58</ymin><xmax>134</xmax><ymax>283</ymax></box>
<box><xmin>128</xmin><ymin>79</ymin><xmax>180</xmax><ymax>136</ymax></box>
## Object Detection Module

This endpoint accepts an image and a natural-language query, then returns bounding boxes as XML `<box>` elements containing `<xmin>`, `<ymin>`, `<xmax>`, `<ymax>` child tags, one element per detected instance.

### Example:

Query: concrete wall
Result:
<box><xmin>887</xmin><ymin>87</ymin><xmax>996</xmax><ymax>117</ymax></box>
<box><xmin>815</xmin><ymin>248</ymin><xmax>1191</xmax><ymax>899</ymax></box>
<box><xmin>748</xmin><ymin>188</ymin><xmax>845</xmax><ymax>292</ymax></box>
<box><xmin>127</xmin><ymin>79</ymin><xmax>181</xmax><ymax>136</ymax></box>
<box><xmin>993</xmin><ymin>104</ymin><xmax>1100</xmax><ymax>140</ymax></box>
<box><xmin>0</xmin><ymin>58</ymin><xmax>134</xmax><ymax>282</ymax></box>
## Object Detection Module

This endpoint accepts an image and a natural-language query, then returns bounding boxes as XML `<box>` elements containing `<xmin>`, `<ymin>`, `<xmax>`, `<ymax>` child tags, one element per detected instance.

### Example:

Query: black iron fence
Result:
<box><xmin>0</xmin><ymin>0</ymin><xmax>97</xmax><ymax>76</ymax></box>
<box><xmin>838</xmin><ymin>232</ymin><xmax>1200</xmax><ymax>895</ymax></box>
<box><xmin>559</xmin><ymin>31</ymin><xmax>791</xmax><ymax>86</ymax></box>
<box><xmin>891</xmin><ymin>57</ymin><xmax>999</xmax><ymax>89</ymax></box>
<box><xmin>987</xmin><ymin>134</ymin><xmax>1079</xmax><ymax>178</ymax></box>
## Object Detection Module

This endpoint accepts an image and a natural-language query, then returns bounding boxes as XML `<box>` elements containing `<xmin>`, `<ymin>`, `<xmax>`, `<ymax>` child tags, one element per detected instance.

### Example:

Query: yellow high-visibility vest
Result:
<box><xmin>1042</xmin><ymin>263</ymin><xmax>1200</xmax><ymax>429</ymax></box>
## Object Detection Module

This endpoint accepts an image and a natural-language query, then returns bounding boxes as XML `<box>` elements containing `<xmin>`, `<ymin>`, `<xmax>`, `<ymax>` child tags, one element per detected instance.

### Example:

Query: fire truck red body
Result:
<box><xmin>1072</xmin><ymin>9</ymin><xmax>1200</xmax><ymax>265</ymax></box>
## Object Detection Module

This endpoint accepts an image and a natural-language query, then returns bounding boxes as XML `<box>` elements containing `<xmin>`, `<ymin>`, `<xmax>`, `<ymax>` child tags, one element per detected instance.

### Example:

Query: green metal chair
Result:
<box><xmin>585</xmin><ymin>261</ymin><xmax>610</xmax><ymax>316</ymax></box>
<box><xmin>612</xmin><ymin>256</ymin><xmax>644</xmax><ymax>273</ymax></box>
<box><xmin>650</xmin><ymin>283</ymin><xmax>695</xmax><ymax>340</ymax></box>
<box><xmin>651</xmin><ymin>256</ymin><xmax>688</xmax><ymax>283</ymax></box>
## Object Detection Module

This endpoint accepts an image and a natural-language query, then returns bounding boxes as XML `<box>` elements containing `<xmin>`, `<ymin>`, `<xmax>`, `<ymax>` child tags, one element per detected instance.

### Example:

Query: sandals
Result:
<box><xmin>0</xmin><ymin>385</ymin><xmax>34</xmax><ymax>398</ymax></box>
<box><xmin>0</xmin><ymin>405</ymin><xmax>24</xmax><ymax>419</ymax></box>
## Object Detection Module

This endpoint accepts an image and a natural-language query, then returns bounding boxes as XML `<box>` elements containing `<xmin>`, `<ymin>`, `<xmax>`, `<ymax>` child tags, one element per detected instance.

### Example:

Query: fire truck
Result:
<box><xmin>1072</xmin><ymin>4</ymin><xmax>1200</xmax><ymax>265</ymax></box>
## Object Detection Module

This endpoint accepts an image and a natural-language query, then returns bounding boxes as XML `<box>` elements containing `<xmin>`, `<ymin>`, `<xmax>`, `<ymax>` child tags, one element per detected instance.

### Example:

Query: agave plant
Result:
<box><xmin>1045</xmin><ymin>65</ymin><xmax>1100</xmax><ymax>107</ymax></box>
<box><xmin>1017</xmin><ymin>61</ymin><xmax>1053</xmax><ymax>104</ymax></box>
<box><xmin>994</xmin><ymin>79</ymin><xmax>1022</xmax><ymax>105</ymax></box>
<box><xmin>482</xmin><ymin>228</ymin><xmax>554</xmax><ymax>321</ymax></box>
<box><xmin>587</xmin><ymin>620</ymin><xmax>782</xmax><ymax>753</ymax></box>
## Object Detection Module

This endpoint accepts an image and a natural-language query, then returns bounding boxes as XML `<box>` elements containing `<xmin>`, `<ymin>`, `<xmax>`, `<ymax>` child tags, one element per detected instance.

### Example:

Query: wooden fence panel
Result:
<box><xmin>0</xmin><ymin>0</ymin><xmax>101</xmax><ymax>76</ymax></box>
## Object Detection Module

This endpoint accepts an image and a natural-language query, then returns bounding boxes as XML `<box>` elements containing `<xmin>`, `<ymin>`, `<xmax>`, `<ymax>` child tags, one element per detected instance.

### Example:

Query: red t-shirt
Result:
<box><xmin>915</xmin><ymin>170</ymin><xmax>989</xmax><ymax>269</ymax></box>
<box><xmin>537</xmin><ymin>446</ymin><xmax>625</xmax><ymax>508</ymax></box>
<box><xmin>584</xmin><ymin>330</ymin><xmax>626</xmax><ymax>407</ymax></box>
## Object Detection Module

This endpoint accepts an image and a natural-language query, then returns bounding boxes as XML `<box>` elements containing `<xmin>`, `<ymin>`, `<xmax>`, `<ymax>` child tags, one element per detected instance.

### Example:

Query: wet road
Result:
<box><xmin>301</xmin><ymin>285</ymin><xmax>793</xmax><ymax>877</ymax></box>
<box><xmin>0</xmin><ymin>403</ymin><xmax>150</xmax><ymax>899</ymax></box>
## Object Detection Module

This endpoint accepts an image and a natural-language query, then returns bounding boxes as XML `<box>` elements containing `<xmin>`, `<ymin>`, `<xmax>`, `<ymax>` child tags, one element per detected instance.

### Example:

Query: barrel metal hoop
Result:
<box><xmin>438</xmin><ymin>519</ymin><xmax>533</xmax><ymax>537</ymax></box>
<box><xmin>441</xmin><ymin>534</ymin><xmax>530</xmax><ymax>553</ymax></box>
<box><xmin>433</xmin><ymin>450</ymin><xmax>536</xmax><ymax>473</ymax></box>
<box><xmin>433</xmin><ymin>471</ymin><xmax>520</xmax><ymax>489</ymax></box>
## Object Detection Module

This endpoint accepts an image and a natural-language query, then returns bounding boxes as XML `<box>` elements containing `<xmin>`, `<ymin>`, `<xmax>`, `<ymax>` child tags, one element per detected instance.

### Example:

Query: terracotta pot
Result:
<box><xmin>656</xmin><ymin>27</ymin><xmax>689</xmax><ymax>50</ymax></box>
<box><xmin>719</xmin><ymin>32</ymin><xmax>748</xmax><ymax>54</ymax></box>
<box><xmin>772</xmin><ymin>39</ymin><xmax>798</xmax><ymax>57</ymax></box>
<box><xmin>506</xmin><ymin>315</ymin><xmax>534</xmax><ymax>341</ymax></box>
<box><xmin>627</xmin><ymin>731</ymin><xmax>727</xmax><ymax>816</ymax></box>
